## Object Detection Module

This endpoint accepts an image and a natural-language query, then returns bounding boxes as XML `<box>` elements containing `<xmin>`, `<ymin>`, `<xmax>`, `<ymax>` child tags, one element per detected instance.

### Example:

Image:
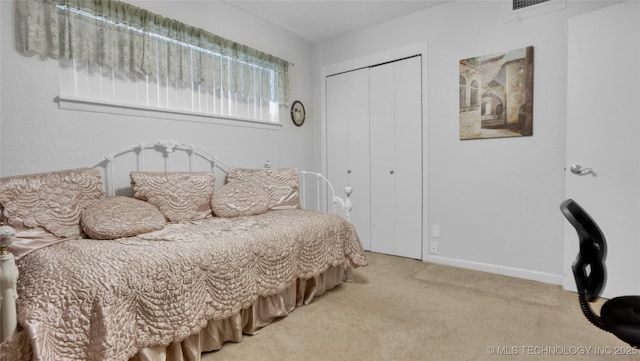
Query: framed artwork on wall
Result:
<box><xmin>459</xmin><ymin>46</ymin><xmax>534</xmax><ymax>140</ymax></box>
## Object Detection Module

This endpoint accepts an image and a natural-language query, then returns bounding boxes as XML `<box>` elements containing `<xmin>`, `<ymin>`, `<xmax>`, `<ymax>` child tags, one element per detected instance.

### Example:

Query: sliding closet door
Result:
<box><xmin>370</xmin><ymin>56</ymin><xmax>422</xmax><ymax>259</ymax></box>
<box><xmin>326</xmin><ymin>69</ymin><xmax>371</xmax><ymax>250</ymax></box>
<box><xmin>326</xmin><ymin>56</ymin><xmax>422</xmax><ymax>258</ymax></box>
<box><xmin>369</xmin><ymin>65</ymin><xmax>396</xmax><ymax>255</ymax></box>
<box><xmin>326</xmin><ymin>75</ymin><xmax>348</xmax><ymax>212</ymax></box>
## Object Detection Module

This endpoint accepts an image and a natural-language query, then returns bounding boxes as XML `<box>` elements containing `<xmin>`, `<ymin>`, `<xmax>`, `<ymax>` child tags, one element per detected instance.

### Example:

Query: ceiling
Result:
<box><xmin>222</xmin><ymin>1</ymin><xmax>448</xmax><ymax>43</ymax></box>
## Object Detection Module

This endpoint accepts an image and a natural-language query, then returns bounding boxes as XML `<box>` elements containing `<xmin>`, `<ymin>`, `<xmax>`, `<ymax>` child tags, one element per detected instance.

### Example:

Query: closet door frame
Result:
<box><xmin>320</xmin><ymin>42</ymin><xmax>430</xmax><ymax>261</ymax></box>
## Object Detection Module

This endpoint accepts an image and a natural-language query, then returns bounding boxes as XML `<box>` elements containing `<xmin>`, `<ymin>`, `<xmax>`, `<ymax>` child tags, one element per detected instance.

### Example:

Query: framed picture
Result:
<box><xmin>459</xmin><ymin>46</ymin><xmax>534</xmax><ymax>140</ymax></box>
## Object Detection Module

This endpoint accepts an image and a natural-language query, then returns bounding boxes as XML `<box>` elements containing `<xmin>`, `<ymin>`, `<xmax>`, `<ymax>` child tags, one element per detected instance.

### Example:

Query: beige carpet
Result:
<box><xmin>205</xmin><ymin>252</ymin><xmax>636</xmax><ymax>360</ymax></box>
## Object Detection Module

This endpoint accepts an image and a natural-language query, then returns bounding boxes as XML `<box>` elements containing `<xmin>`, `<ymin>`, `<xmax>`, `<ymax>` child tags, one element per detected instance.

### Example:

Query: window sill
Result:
<box><xmin>56</xmin><ymin>96</ymin><xmax>283</xmax><ymax>130</ymax></box>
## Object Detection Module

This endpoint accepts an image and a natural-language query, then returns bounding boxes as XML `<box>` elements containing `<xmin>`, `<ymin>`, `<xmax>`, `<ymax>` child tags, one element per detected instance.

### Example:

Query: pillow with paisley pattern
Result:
<box><xmin>0</xmin><ymin>168</ymin><xmax>105</xmax><ymax>238</ymax></box>
<box><xmin>226</xmin><ymin>168</ymin><xmax>299</xmax><ymax>210</ymax></box>
<box><xmin>81</xmin><ymin>196</ymin><xmax>165</xmax><ymax>240</ymax></box>
<box><xmin>212</xmin><ymin>182</ymin><xmax>269</xmax><ymax>218</ymax></box>
<box><xmin>130</xmin><ymin>172</ymin><xmax>216</xmax><ymax>222</ymax></box>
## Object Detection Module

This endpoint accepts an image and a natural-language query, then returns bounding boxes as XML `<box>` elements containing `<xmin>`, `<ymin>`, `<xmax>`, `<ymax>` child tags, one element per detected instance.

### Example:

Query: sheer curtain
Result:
<box><xmin>17</xmin><ymin>0</ymin><xmax>291</xmax><ymax>121</ymax></box>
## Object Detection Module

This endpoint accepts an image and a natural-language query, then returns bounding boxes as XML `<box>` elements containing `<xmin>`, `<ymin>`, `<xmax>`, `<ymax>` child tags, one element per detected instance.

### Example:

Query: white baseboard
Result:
<box><xmin>425</xmin><ymin>254</ymin><xmax>563</xmax><ymax>285</ymax></box>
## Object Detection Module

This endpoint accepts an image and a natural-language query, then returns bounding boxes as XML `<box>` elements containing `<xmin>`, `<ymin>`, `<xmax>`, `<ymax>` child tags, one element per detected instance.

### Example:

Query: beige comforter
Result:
<box><xmin>3</xmin><ymin>209</ymin><xmax>367</xmax><ymax>361</ymax></box>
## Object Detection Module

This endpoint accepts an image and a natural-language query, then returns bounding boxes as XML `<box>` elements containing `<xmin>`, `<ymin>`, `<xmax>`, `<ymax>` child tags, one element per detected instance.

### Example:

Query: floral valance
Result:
<box><xmin>16</xmin><ymin>0</ymin><xmax>290</xmax><ymax>105</ymax></box>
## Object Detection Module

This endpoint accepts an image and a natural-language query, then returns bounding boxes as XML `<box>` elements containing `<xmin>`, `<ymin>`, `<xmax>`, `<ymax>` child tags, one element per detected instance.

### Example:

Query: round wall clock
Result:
<box><xmin>291</xmin><ymin>100</ymin><xmax>306</xmax><ymax>126</ymax></box>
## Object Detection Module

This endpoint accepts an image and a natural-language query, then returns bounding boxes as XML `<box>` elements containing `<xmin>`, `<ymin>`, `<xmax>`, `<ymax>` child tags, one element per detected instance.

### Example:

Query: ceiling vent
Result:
<box><xmin>513</xmin><ymin>0</ymin><xmax>551</xmax><ymax>10</ymax></box>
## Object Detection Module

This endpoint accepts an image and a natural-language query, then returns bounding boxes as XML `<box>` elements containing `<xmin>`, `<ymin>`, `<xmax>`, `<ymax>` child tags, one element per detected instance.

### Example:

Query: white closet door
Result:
<box><xmin>370</xmin><ymin>56</ymin><xmax>422</xmax><ymax>259</ymax></box>
<box><xmin>326</xmin><ymin>74</ymin><xmax>348</xmax><ymax>213</ymax></box>
<box><xmin>393</xmin><ymin>56</ymin><xmax>422</xmax><ymax>258</ymax></box>
<box><xmin>326</xmin><ymin>69</ymin><xmax>371</xmax><ymax>250</ymax></box>
<box><xmin>345</xmin><ymin>69</ymin><xmax>371</xmax><ymax>250</ymax></box>
<box><xmin>370</xmin><ymin>64</ymin><xmax>397</xmax><ymax>255</ymax></box>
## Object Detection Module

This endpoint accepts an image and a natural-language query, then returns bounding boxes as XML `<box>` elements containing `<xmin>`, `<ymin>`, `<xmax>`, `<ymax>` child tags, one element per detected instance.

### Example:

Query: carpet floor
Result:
<box><xmin>205</xmin><ymin>251</ymin><xmax>637</xmax><ymax>360</ymax></box>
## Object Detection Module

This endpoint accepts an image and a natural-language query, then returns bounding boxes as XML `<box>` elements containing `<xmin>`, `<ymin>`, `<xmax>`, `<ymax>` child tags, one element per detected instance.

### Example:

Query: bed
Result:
<box><xmin>0</xmin><ymin>140</ymin><xmax>367</xmax><ymax>361</ymax></box>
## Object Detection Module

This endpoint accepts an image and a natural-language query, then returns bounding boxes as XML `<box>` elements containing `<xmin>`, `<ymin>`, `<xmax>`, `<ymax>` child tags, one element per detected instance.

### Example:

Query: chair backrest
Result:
<box><xmin>560</xmin><ymin>199</ymin><xmax>607</xmax><ymax>302</ymax></box>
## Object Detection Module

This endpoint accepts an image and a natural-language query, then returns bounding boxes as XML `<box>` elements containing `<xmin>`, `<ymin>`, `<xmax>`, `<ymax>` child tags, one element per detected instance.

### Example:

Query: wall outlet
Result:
<box><xmin>430</xmin><ymin>241</ymin><xmax>439</xmax><ymax>255</ymax></box>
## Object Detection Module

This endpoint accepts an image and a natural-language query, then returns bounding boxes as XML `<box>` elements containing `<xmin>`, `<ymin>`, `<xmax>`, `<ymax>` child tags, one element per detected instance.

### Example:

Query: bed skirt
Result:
<box><xmin>130</xmin><ymin>265</ymin><xmax>345</xmax><ymax>361</ymax></box>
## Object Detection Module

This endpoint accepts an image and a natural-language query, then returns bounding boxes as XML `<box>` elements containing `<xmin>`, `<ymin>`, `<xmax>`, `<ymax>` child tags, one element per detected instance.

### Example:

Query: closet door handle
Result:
<box><xmin>347</xmin><ymin>170</ymin><xmax>352</xmax><ymax>174</ymax></box>
<box><xmin>390</xmin><ymin>170</ymin><xmax>394</xmax><ymax>175</ymax></box>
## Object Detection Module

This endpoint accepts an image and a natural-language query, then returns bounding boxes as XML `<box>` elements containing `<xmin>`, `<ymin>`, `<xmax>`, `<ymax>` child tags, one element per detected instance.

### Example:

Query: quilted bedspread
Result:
<box><xmin>6</xmin><ymin>209</ymin><xmax>367</xmax><ymax>361</ymax></box>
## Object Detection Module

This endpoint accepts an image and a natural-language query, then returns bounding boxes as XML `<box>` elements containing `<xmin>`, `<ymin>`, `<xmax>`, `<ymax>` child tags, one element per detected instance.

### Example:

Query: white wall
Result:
<box><xmin>0</xmin><ymin>1</ymin><xmax>315</xmax><ymax>177</ymax></box>
<box><xmin>315</xmin><ymin>0</ymin><xmax>623</xmax><ymax>283</ymax></box>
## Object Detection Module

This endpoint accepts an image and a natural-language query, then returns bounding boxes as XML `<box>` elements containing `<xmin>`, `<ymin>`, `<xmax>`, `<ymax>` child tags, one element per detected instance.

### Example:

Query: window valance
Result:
<box><xmin>17</xmin><ymin>0</ymin><xmax>291</xmax><ymax>106</ymax></box>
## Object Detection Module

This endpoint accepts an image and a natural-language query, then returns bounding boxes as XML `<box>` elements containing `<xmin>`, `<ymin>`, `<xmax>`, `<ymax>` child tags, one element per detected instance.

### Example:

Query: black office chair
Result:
<box><xmin>560</xmin><ymin>198</ymin><xmax>640</xmax><ymax>347</ymax></box>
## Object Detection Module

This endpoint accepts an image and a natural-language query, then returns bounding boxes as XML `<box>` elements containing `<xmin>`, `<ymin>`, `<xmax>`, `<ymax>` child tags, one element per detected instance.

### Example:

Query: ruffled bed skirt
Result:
<box><xmin>130</xmin><ymin>265</ymin><xmax>345</xmax><ymax>361</ymax></box>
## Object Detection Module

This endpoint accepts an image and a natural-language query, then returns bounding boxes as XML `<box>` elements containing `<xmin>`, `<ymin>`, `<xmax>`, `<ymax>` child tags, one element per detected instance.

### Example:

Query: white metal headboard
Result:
<box><xmin>299</xmin><ymin>171</ymin><xmax>352</xmax><ymax>219</ymax></box>
<box><xmin>92</xmin><ymin>140</ymin><xmax>231</xmax><ymax>197</ymax></box>
<box><xmin>91</xmin><ymin>140</ymin><xmax>352</xmax><ymax>218</ymax></box>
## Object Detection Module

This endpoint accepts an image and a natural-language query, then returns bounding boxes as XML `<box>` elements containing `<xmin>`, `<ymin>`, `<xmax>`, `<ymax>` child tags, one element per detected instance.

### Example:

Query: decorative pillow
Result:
<box><xmin>0</xmin><ymin>168</ymin><xmax>105</xmax><ymax>238</ymax></box>
<box><xmin>130</xmin><ymin>172</ymin><xmax>216</xmax><ymax>222</ymax></box>
<box><xmin>81</xmin><ymin>196</ymin><xmax>166</xmax><ymax>240</ymax></box>
<box><xmin>212</xmin><ymin>182</ymin><xmax>269</xmax><ymax>218</ymax></box>
<box><xmin>226</xmin><ymin>168</ymin><xmax>299</xmax><ymax>210</ymax></box>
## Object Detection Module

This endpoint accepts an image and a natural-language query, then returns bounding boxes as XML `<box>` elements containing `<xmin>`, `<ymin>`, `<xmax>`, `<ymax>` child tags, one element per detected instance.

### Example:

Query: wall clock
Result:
<box><xmin>291</xmin><ymin>100</ymin><xmax>306</xmax><ymax>126</ymax></box>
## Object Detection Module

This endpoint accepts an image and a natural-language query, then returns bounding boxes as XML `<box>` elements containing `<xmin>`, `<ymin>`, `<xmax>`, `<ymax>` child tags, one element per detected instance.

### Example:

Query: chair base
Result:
<box><xmin>601</xmin><ymin>296</ymin><xmax>640</xmax><ymax>347</ymax></box>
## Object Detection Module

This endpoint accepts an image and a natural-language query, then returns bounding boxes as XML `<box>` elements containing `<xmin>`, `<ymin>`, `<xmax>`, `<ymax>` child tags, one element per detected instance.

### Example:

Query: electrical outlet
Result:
<box><xmin>430</xmin><ymin>241</ymin><xmax>439</xmax><ymax>255</ymax></box>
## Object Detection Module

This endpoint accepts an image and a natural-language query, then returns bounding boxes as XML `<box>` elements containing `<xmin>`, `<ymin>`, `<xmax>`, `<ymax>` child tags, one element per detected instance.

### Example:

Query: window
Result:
<box><xmin>18</xmin><ymin>0</ymin><xmax>290</xmax><ymax>124</ymax></box>
<box><xmin>459</xmin><ymin>75</ymin><xmax>467</xmax><ymax>108</ymax></box>
<box><xmin>470</xmin><ymin>80</ymin><xmax>479</xmax><ymax>107</ymax></box>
